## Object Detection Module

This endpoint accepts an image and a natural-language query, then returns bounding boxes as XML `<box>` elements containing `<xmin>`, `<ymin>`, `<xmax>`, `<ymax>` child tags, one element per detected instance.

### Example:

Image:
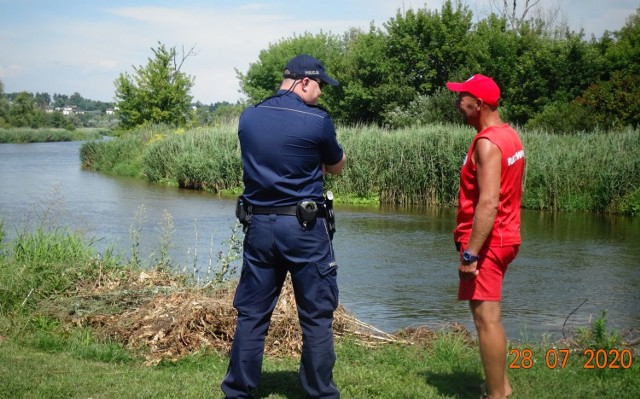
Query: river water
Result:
<box><xmin>1</xmin><ymin>141</ymin><xmax>639</xmax><ymax>341</ymax></box>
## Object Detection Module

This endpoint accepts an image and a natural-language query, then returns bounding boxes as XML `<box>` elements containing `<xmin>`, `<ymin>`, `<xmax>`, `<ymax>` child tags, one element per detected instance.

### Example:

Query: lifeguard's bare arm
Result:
<box><xmin>458</xmin><ymin>138</ymin><xmax>501</xmax><ymax>279</ymax></box>
<box><xmin>466</xmin><ymin>138</ymin><xmax>501</xmax><ymax>254</ymax></box>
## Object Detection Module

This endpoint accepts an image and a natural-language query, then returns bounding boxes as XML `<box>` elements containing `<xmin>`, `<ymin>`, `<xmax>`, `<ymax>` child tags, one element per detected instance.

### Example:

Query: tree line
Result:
<box><xmin>2</xmin><ymin>1</ymin><xmax>639</xmax><ymax>133</ymax></box>
<box><xmin>0</xmin><ymin>83</ymin><xmax>119</xmax><ymax>130</ymax></box>
<box><xmin>0</xmin><ymin>78</ymin><xmax>233</xmax><ymax>130</ymax></box>
<box><xmin>237</xmin><ymin>1</ymin><xmax>639</xmax><ymax>132</ymax></box>
<box><xmin>115</xmin><ymin>1</ymin><xmax>640</xmax><ymax>133</ymax></box>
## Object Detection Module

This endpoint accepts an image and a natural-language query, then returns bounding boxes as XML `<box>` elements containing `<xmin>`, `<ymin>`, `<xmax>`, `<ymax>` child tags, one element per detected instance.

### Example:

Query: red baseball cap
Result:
<box><xmin>446</xmin><ymin>74</ymin><xmax>500</xmax><ymax>106</ymax></box>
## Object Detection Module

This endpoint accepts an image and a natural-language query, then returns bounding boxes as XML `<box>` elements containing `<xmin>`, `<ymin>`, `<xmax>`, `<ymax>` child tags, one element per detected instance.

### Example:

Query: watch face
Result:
<box><xmin>463</xmin><ymin>251</ymin><xmax>477</xmax><ymax>262</ymax></box>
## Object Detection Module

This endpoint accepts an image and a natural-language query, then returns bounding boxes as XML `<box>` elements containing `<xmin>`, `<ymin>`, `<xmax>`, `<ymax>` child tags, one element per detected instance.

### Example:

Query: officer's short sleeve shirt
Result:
<box><xmin>239</xmin><ymin>90</ymin><xmax>343</xmax><ymax>207</ymax></box>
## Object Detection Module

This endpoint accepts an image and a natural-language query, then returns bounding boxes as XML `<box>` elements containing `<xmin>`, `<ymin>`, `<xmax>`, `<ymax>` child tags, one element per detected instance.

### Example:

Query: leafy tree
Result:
<box><xmin>210</xmin><ymin>102</ymin><xmax>244</xmax><ymax>124</ymax></box>
<box><xmin>383</xmin><ymin>88</ymin><xmax>460</xmax><ymax>129</ymax></box>
<box><xmin>384</xmin><ymin>1</ymin><xmax>472</xmax><ymax>95</ymax></box>
<box><xmin>52</xmin><ymin>94</ymin><xmax>69</xmax><ymax>108</ymax></box>
<box><xmin>330</xmin><ymin>1</ymin><xmax>474</xmax><ymax>126</ymax></box>
<box><xmin>603</xmin><ymin>7</ymin><xmax>640</xmax><ymax>75</ymax></box>
<box><xmin>188</xmin><ymin>101</ymin><xmax>244</xmax><ymax>126</ymax></box>
<box><xmin>47</xmin><ymin>110</ymin><xmax>69</xmax><ymax>129</ymax></box>
<box><xmin>493</xmin><ymin>26</ymin><xmax>604</xmax><ymax>126</ymax></box>
<box><xmin>340</xmin><ymin>1</ymin><xmax>474</xmax><ymax>126</ymax></box>
<box><xmin>115</xmin><ymin>42</ymin><xmax>195</xmax><ymax>130</ymax></box>
<box><xmin>576</xmin><ymin>70</ymin><xmax>640</xmax><ymax>129</ymax></box>
<box><xmin>237</xmin><ymin>32</ymin><xmax>344</xmax><ymax>107</ymax></box>
<box><xmin>524</xmin><ymin>100</ymin><xmax>596</xmax><ymax>133</ymax></box>
<box><xmin>334</xmin><ymin>26</ymin><xmax>405</xmax><ymax>124</ymax></box>
<box><xmin>34</xmin><ymin>92</ymin><xmax>51</xmax><ymax>108</ymax></box>
<box><xmin>558</xmin><ymin>8</ymin><xmax>640</xmax><ymax>130</ymax></box>
<box><xmin>0</xmin><ymin>81</ymin><xmax>10</xmax><ymax>127</ymax></box>
<box><xmin>9</xmin><ymin>92</ymin><xmax>41</xmax><ymax>127</ymax></box>
<box><xmin>68</xmin><ymin>92</ymin><xmax>84</xmax><ymax>108</ymax></box>
<box><xmin>462</xmin><ymin>15</ymin><xmax>519</xmax><ymax>85</ymax></box>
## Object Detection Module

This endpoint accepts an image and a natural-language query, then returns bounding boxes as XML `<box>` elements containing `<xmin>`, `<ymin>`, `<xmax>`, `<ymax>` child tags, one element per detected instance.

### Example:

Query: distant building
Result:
<box><xmin>59</xmin><ymin>105</ymin><xmax>84</xmax><ymax>115</ymax></box>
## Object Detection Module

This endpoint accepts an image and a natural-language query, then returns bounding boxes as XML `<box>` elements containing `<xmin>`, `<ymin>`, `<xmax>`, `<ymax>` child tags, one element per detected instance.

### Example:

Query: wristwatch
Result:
<box><xmin>462</xmin><ymin>250</ymin><xmax>479</xmax><ymax>263</ymax></box>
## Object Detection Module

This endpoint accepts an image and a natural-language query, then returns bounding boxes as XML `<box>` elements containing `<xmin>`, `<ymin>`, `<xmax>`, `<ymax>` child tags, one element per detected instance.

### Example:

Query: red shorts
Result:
<box><xmin>458</xmin><ymin>244</ymin><xmax>519</xmax><ymax>301</ymax></box>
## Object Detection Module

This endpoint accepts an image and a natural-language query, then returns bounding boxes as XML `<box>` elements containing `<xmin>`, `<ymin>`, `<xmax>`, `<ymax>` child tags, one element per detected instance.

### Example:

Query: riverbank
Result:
<box><xmin>0</xmin><ymin>127</ymin><xmax>107</xmax><ymax>143</ymax></box>
<box><xmin>1</xmin><ymin>223</ymin><xmax>638</xmax><ymax>398</ymax></box>
<box><xmin>79</xmin><ymin>123</ymin><xmax>640</xmax><ymax>214</ymax></box>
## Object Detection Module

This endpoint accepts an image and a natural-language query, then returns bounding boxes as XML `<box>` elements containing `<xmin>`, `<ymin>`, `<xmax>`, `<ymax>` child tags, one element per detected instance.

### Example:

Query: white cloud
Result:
<box><xmin>90</xmin><ymin>4</ymin><xmax>373</xmax><ymax>103</ymax></box>
<box><xmin>0</xmin><ymin>64</ymin><xmax>25</xmax><ymax>79</ymax></box>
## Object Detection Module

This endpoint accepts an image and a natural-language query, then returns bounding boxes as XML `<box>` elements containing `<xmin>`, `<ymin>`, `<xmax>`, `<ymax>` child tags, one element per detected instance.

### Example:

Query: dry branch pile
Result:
<box><xmin>53</xmin><ymin>269</ymin><xmax>470</xmax><ymax>363</ymax></box>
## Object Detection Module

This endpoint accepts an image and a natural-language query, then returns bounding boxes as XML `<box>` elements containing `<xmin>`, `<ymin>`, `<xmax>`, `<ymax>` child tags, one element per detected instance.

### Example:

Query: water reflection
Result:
<box><xmin>1</xmin><ymin>141</ymin><xmax>639</xmax><ymax>341</ymax></box>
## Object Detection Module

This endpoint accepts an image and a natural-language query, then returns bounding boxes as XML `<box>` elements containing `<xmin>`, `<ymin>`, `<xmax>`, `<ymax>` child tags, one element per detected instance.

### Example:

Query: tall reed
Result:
<box><xmin>0</xmin><ymin>128</ymin><xmax>104</xmax><ymax>143</ymax></box>
<box><xmin>142</xmin><ymin>126</ymin><xmax>242</xmax><ymax>191</ymax></box>
<box><xmin>79</xmin><ymin>123</ymin><xmax>640</xmax><ymax>214</ymax></box>
<box><xmin>522</xmin><ymin>128</ymin><xmax>640</xmax><ymax>213</ymax></box>
<box><xmin>80</xmin><ymin>132</ymin><xmax>148</xmax><ymax>176</ymax></box>
<box><xmin>328</xmin><ymin>124</ymin><xmax>470</xmax><ymax>205</ymax></box>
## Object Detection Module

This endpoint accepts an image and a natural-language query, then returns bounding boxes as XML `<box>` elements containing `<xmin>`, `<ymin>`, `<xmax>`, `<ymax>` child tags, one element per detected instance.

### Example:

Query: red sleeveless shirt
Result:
<box><xmin>454</xmin><ymin>124</ymin><xmax>525</xmax><ymax>247</ymax></box>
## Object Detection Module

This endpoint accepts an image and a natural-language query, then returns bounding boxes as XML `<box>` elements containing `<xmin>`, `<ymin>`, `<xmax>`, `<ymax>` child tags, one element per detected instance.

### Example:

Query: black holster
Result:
<box><xmin>325</xmin><ymin>191</ymin><xmax>336</xmax><ymax>241</ymax></box>
<box><xmin>296</xmin><ymin>200</ymin><xmax>319</xmax><ymax>229</ymax></box>
<box><xmin>236</xmin><ymin>197</ymin><xmax>251</xmax><ymax>233</ymax></box>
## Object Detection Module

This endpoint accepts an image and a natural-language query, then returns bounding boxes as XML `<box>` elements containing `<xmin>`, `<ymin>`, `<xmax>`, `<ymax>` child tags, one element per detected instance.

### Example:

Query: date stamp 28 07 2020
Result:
<box><xmin>508</xmin><ymin>348</ymin><xmax>634</xmax><ymax>370</ymax></box>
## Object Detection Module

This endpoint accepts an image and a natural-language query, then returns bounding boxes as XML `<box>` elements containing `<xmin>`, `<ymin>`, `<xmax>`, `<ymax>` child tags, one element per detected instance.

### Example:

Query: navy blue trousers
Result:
<box><xmin>221</xmin><ymin>214</ymin><xmax>340</xmax><ymax>399</ymax></box>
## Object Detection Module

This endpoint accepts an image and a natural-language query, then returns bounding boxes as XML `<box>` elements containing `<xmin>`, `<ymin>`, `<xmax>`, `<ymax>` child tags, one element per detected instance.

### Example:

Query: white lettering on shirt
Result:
<box><xmin>507</xmin><ymin>150</ymin><xmax>525</xmax><ymax>166</ymax></box>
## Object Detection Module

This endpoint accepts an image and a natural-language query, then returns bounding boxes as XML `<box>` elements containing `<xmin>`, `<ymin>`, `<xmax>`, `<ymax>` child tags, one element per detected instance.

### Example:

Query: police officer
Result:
<box><xmin>221</xmin><ymin>54</ymin><xmax>346</xmax><ymax>399</ymax></box>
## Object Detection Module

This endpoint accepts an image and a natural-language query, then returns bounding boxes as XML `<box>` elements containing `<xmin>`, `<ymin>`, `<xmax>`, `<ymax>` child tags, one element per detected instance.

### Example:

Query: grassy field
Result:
<box><xmin>0</xmin><ymin>220</ymin><xmax>638</xmax><ymax>399</ymax></box>
<box><xmin>2</xmin><ymin>333</ymin><xmax>639</xmax><ymax>399</ymax></box>
<box><xmin>78</xmin><ymin>123</ymin><xmax>640</xmax><ymax>214</ymax></box>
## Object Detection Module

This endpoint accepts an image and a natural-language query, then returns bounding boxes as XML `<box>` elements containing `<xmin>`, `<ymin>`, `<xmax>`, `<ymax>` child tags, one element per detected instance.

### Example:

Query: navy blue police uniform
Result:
<box><xmin>221</xmin><ymin>55</ymin><xmax>343</xmax><ymax>399</ymax></box>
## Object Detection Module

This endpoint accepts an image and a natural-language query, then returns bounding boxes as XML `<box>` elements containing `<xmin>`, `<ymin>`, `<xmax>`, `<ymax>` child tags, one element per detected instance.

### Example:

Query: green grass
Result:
<box><xmin>1</xmin><ymin>228</ymin><xmax>96</xmax><ymax>313</ymax></box>
<box><xmin>1</xmin><ymin>333</ymin><xmax>638</xmax><ymax>399</ymax></box>
<box><xmin>0</xmin><ymin>339</ymin><xmax>222</xmax><ymax>399</ymax></box>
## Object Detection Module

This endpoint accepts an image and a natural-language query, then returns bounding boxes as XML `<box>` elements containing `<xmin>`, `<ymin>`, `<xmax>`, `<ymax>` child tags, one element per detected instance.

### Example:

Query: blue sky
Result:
<box><xmin>1</xmin><ymin>0</ymin><xmax>637</xmax><ymax>104</ymax></box>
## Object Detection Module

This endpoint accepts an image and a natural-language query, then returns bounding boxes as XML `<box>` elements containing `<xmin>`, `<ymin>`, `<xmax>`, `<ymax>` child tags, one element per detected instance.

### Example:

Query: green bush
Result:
<box><xmin>574</xmin><ymin>311</ymin><xmax>622</xmax><ymax>351</ymax></box>
<box><xmin>383</xmin><ymin>89</ymin><xmax>461</xmax><ymax>129</ymax></box>
<box><xmin>525</xmin><ymin>101</ymin><xmax>597</xmax><ymax>133</ymax></box>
